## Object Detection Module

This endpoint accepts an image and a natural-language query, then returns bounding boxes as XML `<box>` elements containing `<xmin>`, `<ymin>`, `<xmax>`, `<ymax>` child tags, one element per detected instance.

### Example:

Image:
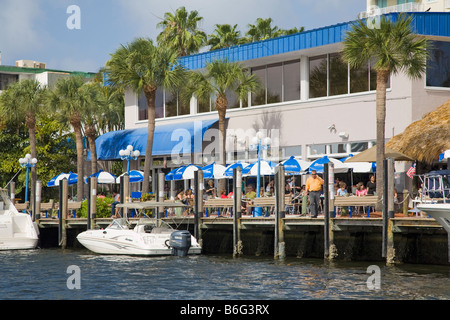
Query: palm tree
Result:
<box><xmin>80</xmin><ymin>82</ymin><xmax>107</xmax><ymax>175</ymax></box>
<box><xmin>157</xmin><ymin>6</ymin><xmax>207</xmax><ymax>57</ymax></box>
<box><xmin>106</xmin><ymin>38</ymin><xmax>186</xmax><ymax>194</ymax></box>
<box><xmin>185</xmin><ymin>59</ymin><xmax>260</xmax><ymax>167</ymax></box>
<box><xmin>47</xmin><ymin>76</ymin><xmax>90</xmax><ymax>201</ymax></box>
<box><xmin>0</xmin><ymin>79</ymin><xmax>46</xmax><ymax>205</ymax></box>
<box><xmin>245</xmin><ymin>18</ymin><xmax>283</xmax><ymax>42</ymax></box>
<box><xmin>208</xmin><ymin>24</ymin><xmax>245</xmax><ymax>51</ymax></box>
<box><xmin>342</xmin><ymin>14</ymin><xmax>428</xmax><ymax>209</ymax></box>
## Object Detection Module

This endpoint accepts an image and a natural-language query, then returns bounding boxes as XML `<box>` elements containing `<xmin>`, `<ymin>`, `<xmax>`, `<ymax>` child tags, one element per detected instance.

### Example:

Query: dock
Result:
<box><xmin>36</xmin><ymin>214</ymin><xmax>448</xmax><ymax>265</ymax></box>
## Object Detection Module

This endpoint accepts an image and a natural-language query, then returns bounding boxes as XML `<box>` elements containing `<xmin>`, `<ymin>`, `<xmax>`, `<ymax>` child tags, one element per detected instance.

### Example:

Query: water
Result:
<box><xmin>0</xmin><ymin>248</ymin><xmax>448</xmax><ymax>300</ymax></box>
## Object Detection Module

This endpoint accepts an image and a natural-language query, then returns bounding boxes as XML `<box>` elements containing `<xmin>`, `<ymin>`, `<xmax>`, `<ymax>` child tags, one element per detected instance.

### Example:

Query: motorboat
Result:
<box><xmin>76</xmin><ymin>201</ymin><xmax>201</xmax><ymax>256</ymax></box>
<box><xmin>0</xmin><ymin>188</ymin><xmax>39</xmax><ymax>250</ymax></box>
<box><xmin>416</xmin><ymin>171</ymin><xmax>450</xmax><ymax>234</ymax></box>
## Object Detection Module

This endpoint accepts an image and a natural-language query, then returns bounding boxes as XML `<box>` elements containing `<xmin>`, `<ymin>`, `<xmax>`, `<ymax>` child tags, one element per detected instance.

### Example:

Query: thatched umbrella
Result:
<box><xmin>386</xmin><ymin>100</ymin><xmax>450</xmax><ymax>164</ymax></box>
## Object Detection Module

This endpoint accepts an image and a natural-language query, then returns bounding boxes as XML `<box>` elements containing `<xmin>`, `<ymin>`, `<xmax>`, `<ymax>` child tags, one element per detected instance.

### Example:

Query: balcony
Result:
<box><xmin>358</xmin><ymin>3</ymin><xmax>425</xmax><ymax>19</ymax></box>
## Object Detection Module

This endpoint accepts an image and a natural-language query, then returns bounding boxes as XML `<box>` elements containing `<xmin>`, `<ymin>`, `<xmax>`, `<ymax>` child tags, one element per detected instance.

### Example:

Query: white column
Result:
<box><xmin>300</xmin><ymin>56</ymin><xmax>309</xmax><ymax>101</ymax></box>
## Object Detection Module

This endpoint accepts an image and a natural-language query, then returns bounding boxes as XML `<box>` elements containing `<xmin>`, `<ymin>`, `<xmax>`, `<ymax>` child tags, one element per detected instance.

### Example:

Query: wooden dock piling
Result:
<box><xmin>233</xmin><ymin>167</ymin><xmax>242</xmax><ymax>258</ymax></box>
<box><xmin>58</xmin><ymin>178</ymin><xmax>68</xmax><ymax>249</ymax></box>
<box><xmin>274</xmin><ymin>165</ymin><xmax>285</xmax><ymax>260</ymax></box>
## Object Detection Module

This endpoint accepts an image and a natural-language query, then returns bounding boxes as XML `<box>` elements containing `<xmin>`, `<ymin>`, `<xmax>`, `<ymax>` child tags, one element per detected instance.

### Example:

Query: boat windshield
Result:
<box><xmin>419</xmin><ymin>171</ymin><xmax>450</xmax><ymax>204</ymax></box>
<box><xmin>107</xmin><ymin>219</ymin><xmax>130</xmax><ymax>230</ymax></box>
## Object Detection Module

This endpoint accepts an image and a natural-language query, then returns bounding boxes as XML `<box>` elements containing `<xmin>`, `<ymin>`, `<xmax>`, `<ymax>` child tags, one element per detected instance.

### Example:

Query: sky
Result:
<box><xmin>0</xmin><ymin>0</ymin><xmax>366</xmax><ymax>73</ymax></box>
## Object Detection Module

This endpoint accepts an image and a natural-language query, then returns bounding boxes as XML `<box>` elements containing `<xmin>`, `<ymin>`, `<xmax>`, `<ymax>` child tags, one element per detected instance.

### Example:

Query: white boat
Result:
<box><xmin>77</xmin><ymin>201</ymin><xmax>201</xmax><ymax>256</ymax></box>
<box><xmin>416</xmin><ymin>171</ymin><xmax>450</xmax><ymax>234</ymax></box>
<box><xmin>417</xmin><ymin>203</ymin><xmax>450</xmax><ymax>233</ymax></box>
<box><xmin>0</xmin><ymin>189</ymin><xmax>39</xmax><ymax>250</ymax></box>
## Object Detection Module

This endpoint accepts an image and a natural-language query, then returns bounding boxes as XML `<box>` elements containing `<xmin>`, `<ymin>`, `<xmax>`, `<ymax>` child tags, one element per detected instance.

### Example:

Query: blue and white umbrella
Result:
<box><xmin>201</xmin><ymin>162</ymin><xmax>227</xmax><ymax>179</ymax></box>
<box><xmin>309</xmin><ymin>156</ymin><xmax>349</xmax><ymax>174</ymax></box>
<box><xmin>85</xmin><ymin>170</ymin><xmax>117</xmax><ymax>184</ymax></box>
<box><xmin>281</xmin><ymin>156</ymin><xmax>311</xmax><ymax>174</ymax></box>
<box><xmin>439</xmin><ymin>149</ymin><xmax>450</xmax><ymax>162</ymax></box>
<box><xmin>222</xmin><ymin>162</ymin><xmax>250</xmax><ymax>178</ymax></box>
<box><xmin>242</xmin><ymin>160</ymin><xmax>277</xmax><ymax>176</ymax></box>
<box><xmin>47</xmin><ymin>172</ymin><xmax>78</xmax><ymax>187</ymax></box>
<box><xmin>166</xmin><ymin>164</ymin><xmax>201</xmax><ymax>181</ymax></box>
<box><xmin>116</xmin><ymin>170</ymin><xmax>146</xmax><ymax>183</ymax></box>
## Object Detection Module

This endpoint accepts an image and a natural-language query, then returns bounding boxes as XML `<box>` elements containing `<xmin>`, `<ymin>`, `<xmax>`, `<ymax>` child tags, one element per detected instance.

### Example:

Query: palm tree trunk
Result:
<box><xmin>216</xmin><ymin>94</ymin><xmax>227</xmax><ymax>193</ymax></box>
<box><xmin>142</xmin><ymin>86</ymin><xmax>157</xmax><ymax>194</ymax></box>
<box><xmin>85</xmin><ymin>125</ymin><xmax>98</xmax><ymax>175</ymax></box>
<box><xmin>375</xmin><ymin>69</ymin><xmax>390</xmax><ymax>211</ymax></box>
<box><xmin>73</xmin><ymin>123</ymin><xmax>84</xmax><ymax>201</ymax></box>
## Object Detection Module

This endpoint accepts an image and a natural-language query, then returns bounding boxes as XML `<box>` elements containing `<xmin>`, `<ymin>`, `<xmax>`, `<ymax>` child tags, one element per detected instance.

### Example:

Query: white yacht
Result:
<box><xmin>0</xmin><ymin>189</ymin><xmax>39</xmax><ymax>250</ymax></box>
<box><xmin>77</xmin><ymin>202</ymin><xmax>201</xmax><ymax>256</ymax></box>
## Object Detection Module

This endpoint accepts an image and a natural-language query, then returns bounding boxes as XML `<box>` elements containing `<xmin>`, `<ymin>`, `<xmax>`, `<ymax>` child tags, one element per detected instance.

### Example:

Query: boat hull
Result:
<box><xmin>0</xmin><ymin>237</ymin><xmax>39</xmax><ymax>250</ymax></box>
<box><xmin>76</xmin><ymin>229</ymin><xmax>201</xmax><ymax>256</ymax></box>
<box><xmin>417</xmin><ymin>203</ymin><xmax>450</xmax><ymax>234</ymax></box>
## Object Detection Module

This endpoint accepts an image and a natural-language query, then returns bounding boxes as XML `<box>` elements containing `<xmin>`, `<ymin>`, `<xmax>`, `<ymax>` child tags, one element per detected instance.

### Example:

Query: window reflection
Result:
<box><xmin>426</xmin><ymin>41</ymin><xmax>450</xmax><ymax>88</ymax></box>
<box><xmin>329</xmin><ymin>53</ymin><xmax>348</xmax><ymax>96</ymax></box>
<box><xmin>309</xmin><ymin>55</ymin><xmax>328</xmax><ymax>98</ymax></box>
<box><xmin>267</xmin><ymin>63</ymin><xmax>282</xmax><ymax>104</ymax></box>
<box><xmin>283</xmin><ymin>60</ymin><xmax>301</xmax><ymax>101</ymax></box>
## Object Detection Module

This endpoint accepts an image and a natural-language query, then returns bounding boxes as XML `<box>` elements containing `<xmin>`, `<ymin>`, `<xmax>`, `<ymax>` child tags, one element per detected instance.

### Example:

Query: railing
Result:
<box><xmin>358</xmin><ymin>3</ymin><xmax>425</xmax><ymax>19</ymax></box>
<box><xmin>418</xmin><ymin>173</ymin><xmax>450</xmax><ymax>204</ymax></box>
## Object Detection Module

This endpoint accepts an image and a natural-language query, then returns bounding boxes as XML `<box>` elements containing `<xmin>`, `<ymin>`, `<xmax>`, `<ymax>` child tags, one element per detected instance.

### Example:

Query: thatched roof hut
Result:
<box><xmin>386</xmin><ymin>99</ymin><xmax>450</xmax><ymax>164</ymax></box>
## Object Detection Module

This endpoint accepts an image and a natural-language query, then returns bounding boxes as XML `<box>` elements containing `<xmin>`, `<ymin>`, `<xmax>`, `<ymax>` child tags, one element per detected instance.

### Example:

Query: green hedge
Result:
<box><xmin>78</xmin><ymin>197</ymin><xmax>115</xmax><ymax>218</ymax></box>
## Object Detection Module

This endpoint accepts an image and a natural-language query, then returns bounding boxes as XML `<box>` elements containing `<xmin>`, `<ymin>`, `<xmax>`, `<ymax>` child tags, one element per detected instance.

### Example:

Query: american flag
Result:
<box><xmin>406</xmin><ymin>162</ymin><xmax>416</xmax><ymax>179</ymax></box>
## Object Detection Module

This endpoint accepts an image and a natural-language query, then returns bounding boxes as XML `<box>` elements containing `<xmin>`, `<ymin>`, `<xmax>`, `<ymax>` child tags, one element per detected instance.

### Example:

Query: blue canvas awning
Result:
<box><xmin>88</xmin><ymin>119</ymin><xmax>218</xmax><ymax>161</ymax></box>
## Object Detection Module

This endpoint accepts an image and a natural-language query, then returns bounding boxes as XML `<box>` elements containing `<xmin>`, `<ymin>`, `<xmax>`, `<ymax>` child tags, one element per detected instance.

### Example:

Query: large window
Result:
<box><xmin>426</xmin><ymin>41</ymin><xmax>450</xmax><ymax>88</ymax></box>
<box><xmin>329</xmin><ymin>53</ymin><xmax>348</xmax><ymax>96</ymax></box>
<box><xmin>309</xmin><ymin>55</ymin><xmax>328</xmax><ymax>98</ymax></box>
<box><xmin>138</xmin><ymin>89</ymin><xmax>164</xmax><ymax>120</ymax></box>
<box><xmin>0</xmin><ymin>73</ymin><xmax>18</xmax><ymax>91</ymax></box>
<box><xmin>266</xmin><ymin>63</ymin><xmax>282</xmax><ymax>104</ymax></box>
<box><xmin>283</xmin><ymin>60</ymin><xmax>301</xmax><ymax>101</ymax></box>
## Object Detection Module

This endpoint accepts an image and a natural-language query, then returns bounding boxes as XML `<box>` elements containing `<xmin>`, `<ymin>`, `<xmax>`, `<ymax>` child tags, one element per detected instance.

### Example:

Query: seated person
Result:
<box><xmin>336</xmin><ymin>182</ymin><xmax>348</xmax><ymax>196</ymax></box>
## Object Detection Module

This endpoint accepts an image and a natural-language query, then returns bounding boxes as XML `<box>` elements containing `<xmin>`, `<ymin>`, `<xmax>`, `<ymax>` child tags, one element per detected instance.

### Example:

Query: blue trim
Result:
<box><xmin>179</xmin><ymin>13</ymin><xmax>450</xmax><ymax>70</ymax></box>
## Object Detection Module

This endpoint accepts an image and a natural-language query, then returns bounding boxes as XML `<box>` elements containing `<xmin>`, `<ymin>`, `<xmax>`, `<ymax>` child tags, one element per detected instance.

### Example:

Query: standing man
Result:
<box><xmin>306</xmin><ymin>170</ymin><xmax>324</xmax><ymax>218</ymax></box>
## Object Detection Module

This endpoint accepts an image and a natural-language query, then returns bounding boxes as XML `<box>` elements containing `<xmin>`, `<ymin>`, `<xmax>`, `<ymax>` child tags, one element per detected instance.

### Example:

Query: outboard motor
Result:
<box><xmin>169</xmin><ymin>230</ymin><xmax>192</xmax><ymax>257</ymax></box>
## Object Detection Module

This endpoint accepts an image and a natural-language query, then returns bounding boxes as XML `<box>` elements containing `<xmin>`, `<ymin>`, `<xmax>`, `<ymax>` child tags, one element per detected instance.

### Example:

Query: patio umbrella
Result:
<box><xmin>201</xmin><ymin>162</ymin><xmax>226</xmax><ymax>179</ymax></box>
<box><xmin>340</xmin><ymin>154</ymin><xmax>375</xmax><ymax>173</ymax></box>
<box><xmin>281</xmin><ymin>156</ymin><xmax>311</xmax><ymax>174</ymax></box>
<box><xmin>170</xmin><ymin>164</ymin><xmax>201</xmax><ymax>181</ymax></box>
<box><xmin>116</xmin><ymin>170</ymin><xmax>146</xmax><ymax>183</ymax></box>
<box><xmin>85</xmin><ymin>170</ymin><xmax>117</xmax><ymax>184</ymax></box>
<box><xmin>222</xmin><ymin>162</ymin><xmax>250</xmax><ymax>178</ymax></box>
<box><xmin>242</xmin><ymin>160</ymin><xmax>277</xmax><ymax>176</ymax></box>
<box><xmin>439</xmin><ymin>149</ymin><xmax>450</xmax><ymax>162</ymax></box>
<box><xmin>309</xmin><ymin>156</ymin><xmax>348</xmax><ymax>174</ymax></box>
<box><xmin>345</xmin><ymin>146</ymin><xmax>414</xmax><ymax>162</ymax></box>
<box><xmin>47</xmin><ymin>172</ymin><xmax>78</xmax><ymax>187</ymax></box>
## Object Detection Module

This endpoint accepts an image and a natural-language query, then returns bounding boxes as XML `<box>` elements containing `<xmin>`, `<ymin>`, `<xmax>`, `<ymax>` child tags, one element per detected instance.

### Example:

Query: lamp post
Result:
<box><xmin>19</xmin><ymin>154</ymin><xmax>37</xmax><ymax>204</ymax></box>
<box><xmin>250</xmin><ymin>132</ymin><xmax>271</xmax><ymax>216</ymax></box>
<box><xmin>119</xmin><ymin>145</ymin><xmax>140</xmax><ymax>175</ymax></box>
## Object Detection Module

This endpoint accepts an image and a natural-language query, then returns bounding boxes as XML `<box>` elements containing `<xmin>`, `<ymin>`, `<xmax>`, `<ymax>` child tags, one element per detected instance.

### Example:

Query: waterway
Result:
<box><xmin>1</xmin><ymin>248</ymin><xmax>448</xmax><ymax>301</ymax></box>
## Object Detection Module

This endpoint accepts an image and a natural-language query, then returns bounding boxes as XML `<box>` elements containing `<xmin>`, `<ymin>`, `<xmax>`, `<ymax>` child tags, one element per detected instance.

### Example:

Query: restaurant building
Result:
<box><xmin>94</xmin><ymin>8</ymin><xmax>450</xmax><ymax>190</ymax></box>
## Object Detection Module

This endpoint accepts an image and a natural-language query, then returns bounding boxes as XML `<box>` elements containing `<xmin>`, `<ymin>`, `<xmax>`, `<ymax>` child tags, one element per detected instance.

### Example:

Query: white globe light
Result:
<box><xmin>124</xmin><ymin>149</ymin><xmax>131</xmax><ymax>156</ymax></box>
<box><xmin>127</xmin><ymin>145</ymin><xmax>133</xmax><ymax>151</ymax></box>
<box><xmin>19</xmin><ymin>158</ymin><xmax>25</xmax><ymax>164</ymax></box>
<box><xmin>256</xmin><ymin>131</ymin><xmax>264</xmax><ymax>140</ymax></box>
<box><xmin>119</xmin><ymin>150</ymin><xmax>125</xmax><ymax>157</ymax></box>
<box><xmin>134</xmin><ymin>150</ymin><xmax>140</xmax><ymax>157</ymax></box>
<box><xmin>264</xmin><ymin>137</ymin><xmax>272</xmax><ymax>146</ymax></box>
<box><xmin>251</xmin><ymin>137</ymin><xmax>258</xmax><ymax>145</ymax></box>
<box><xmin>31</xmin><ymin>158</ymin><xmax>38</xmax><ymax>164</ymax></box>
<box><xmin>25</xmin><ymin>154</ymin><xmax>32</xmax><ymax>160</ymax></box>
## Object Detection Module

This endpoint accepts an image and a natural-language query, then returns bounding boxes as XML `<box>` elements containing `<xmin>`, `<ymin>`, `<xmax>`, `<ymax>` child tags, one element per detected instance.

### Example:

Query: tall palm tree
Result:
<box><xmin>47</xmin><ymin>76</ymin><xmax>90</xmax><ymax>200</ymax></box>
<box><xmin>245</xmin><ymin>18</ymin><xmax>283</xmax><ymax>42</ymax></box>
<box><xmin>208</xmin><ymin>24</ymin><xmax>244</xmax><ymax>51</ymax></box>
<box><xmin>106</xmin><ymin>38</ymin><xmax>186</xmax><ymax>194</ymax></box>
<box><xmin>157</xmin><ymin>6</ymin><xmax>207</xmax><ymax>57</ymax></box>
<box><xmin>0</xmin><ymin>79</ymin><xmax>46</xmax><ymax>205</ymax></box>
<box><xmin>342</xmin><ymin>14</ymin><xmax>428</xmax><ymax>209</ymax></box>
<box><xmin>185</xmin><ymin>59</ymin><xmax>260</xmax><ymax>167</ymax></box>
